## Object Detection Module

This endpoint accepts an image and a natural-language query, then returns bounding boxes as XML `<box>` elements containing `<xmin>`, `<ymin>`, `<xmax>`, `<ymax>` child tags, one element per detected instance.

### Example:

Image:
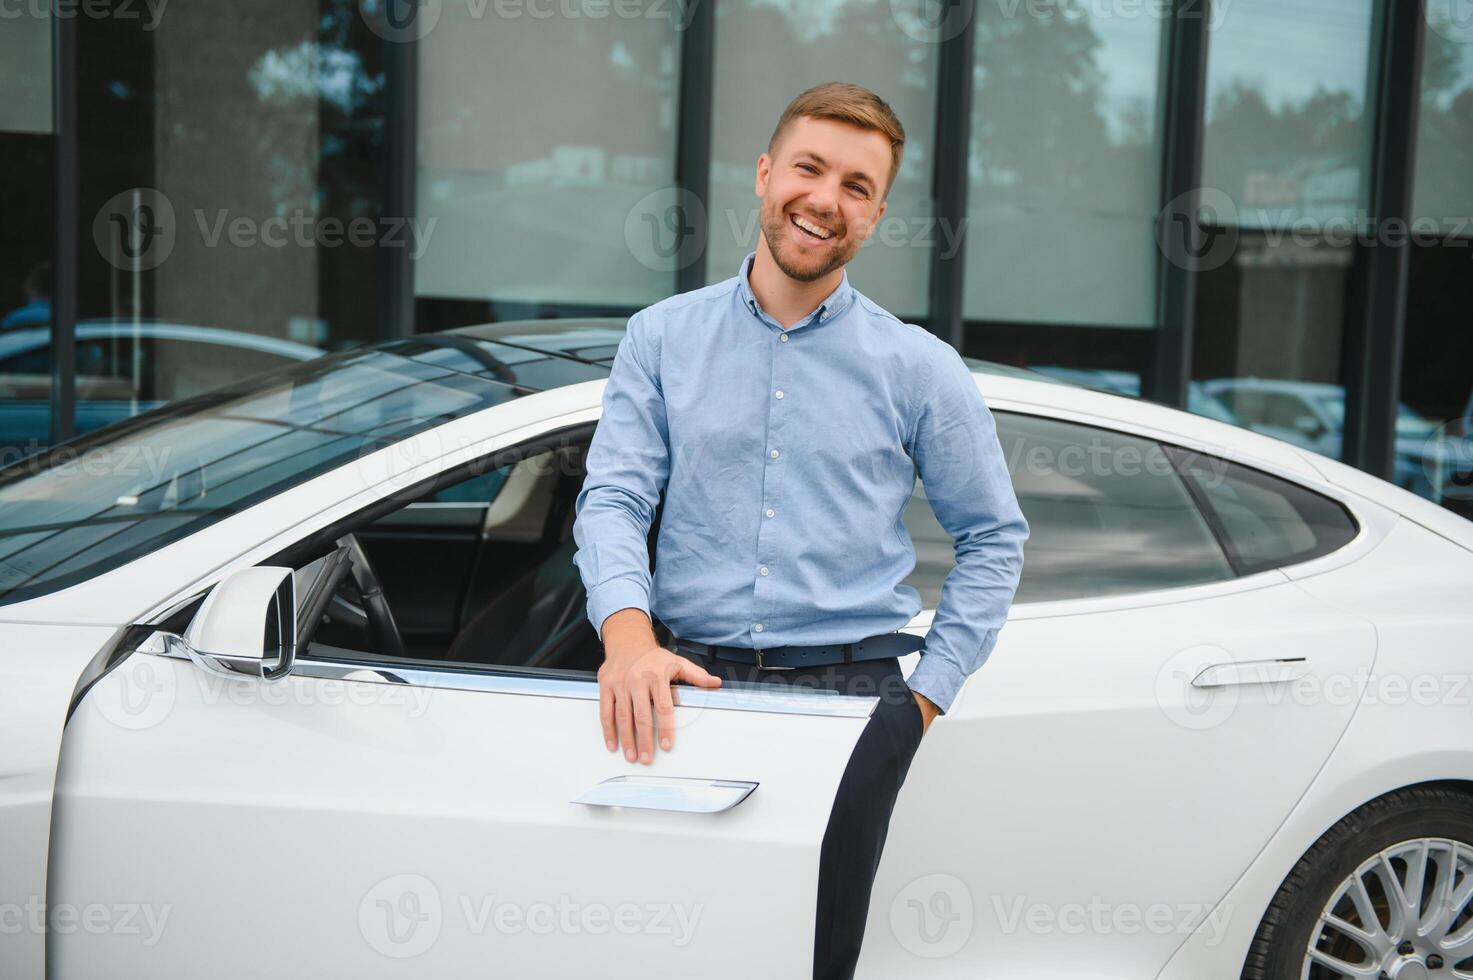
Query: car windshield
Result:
<box><xmin>0</xmin><ymin>335</ymin><xmax>602</xmax><ymax>606</ymax></box>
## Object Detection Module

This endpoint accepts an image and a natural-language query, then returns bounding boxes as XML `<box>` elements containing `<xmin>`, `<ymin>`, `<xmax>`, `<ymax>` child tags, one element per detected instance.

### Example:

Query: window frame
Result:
<box><xmin>1162</xmin><ymin>441</ymin><xmax>1361</xmax><ymax>578</ymax></box>
<box><xmin>930</xmin><ymin>405</ymin><xmax>1376</xmax><ymax>621</ymax></box>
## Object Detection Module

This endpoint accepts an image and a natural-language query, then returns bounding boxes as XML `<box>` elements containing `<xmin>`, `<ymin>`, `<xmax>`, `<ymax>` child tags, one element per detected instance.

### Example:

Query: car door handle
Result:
<box><xmin>572</xmin><ymin>776</ymin><xmax>758</xmax><ymax>813</ymax></box>
<box><xmin>1191</xmin><ymin>658</ymin><xmax>1309</xmax><ymax>688</ymax></box>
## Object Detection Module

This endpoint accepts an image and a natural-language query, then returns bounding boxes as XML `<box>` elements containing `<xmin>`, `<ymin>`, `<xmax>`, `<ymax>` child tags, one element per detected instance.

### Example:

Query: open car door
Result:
<box><xmin>49</xmin><ymin>558</ymin><xmax>876</xmax><ymax>979</ymax></box>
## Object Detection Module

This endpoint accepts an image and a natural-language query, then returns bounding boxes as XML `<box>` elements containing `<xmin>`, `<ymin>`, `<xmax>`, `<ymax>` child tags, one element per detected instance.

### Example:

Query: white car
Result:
<box><xmin>2</xmin><ymin>319</ymin><xmax>1471</xmax><ymax>980</ymax></box>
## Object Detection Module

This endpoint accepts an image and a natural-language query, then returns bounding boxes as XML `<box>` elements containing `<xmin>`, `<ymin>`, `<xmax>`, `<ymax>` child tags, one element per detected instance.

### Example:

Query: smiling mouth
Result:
<box><xmin>790</xmin><ymin>212</ymin><xmax>836</xmax><ymax>242</ymax></box>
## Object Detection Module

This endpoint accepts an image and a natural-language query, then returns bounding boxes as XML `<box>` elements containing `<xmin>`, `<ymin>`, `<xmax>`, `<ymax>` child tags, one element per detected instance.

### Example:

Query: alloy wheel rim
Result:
<box><xmin>1303</xmin><ymin>837</ymin><xmax>1473</xmax><ymax>979</ymax></box>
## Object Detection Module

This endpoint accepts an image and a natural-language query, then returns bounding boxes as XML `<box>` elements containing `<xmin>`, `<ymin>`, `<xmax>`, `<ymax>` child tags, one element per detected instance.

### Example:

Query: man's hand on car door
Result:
<box><xmin>597</xmin><ymin>610</ymin><xmax>722</xmax><ymax>764</ymax></box>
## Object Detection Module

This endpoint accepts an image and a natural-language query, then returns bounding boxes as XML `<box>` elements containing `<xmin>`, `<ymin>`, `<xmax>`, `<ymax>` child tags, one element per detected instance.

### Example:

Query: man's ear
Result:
<box><xmin>754</xmin><ymin>152</ymin><xmax>771</xmax><ymax>197</ymax></box>
<box><xmin>856</xmin><ymin>198</ymin><xmax>887</xmax><ymax>244</ymax></box>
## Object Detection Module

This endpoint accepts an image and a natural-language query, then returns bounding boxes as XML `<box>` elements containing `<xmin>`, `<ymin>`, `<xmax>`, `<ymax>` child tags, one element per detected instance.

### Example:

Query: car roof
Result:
<box><xmin>0</xmin><ymin>320</ymin><xmax>325</xmax><ymax>361</ymax></box>
<box><xmin>446</xmin><ymin>317</ymin><xmax>1071</xmax><ymax>384</ymax></box>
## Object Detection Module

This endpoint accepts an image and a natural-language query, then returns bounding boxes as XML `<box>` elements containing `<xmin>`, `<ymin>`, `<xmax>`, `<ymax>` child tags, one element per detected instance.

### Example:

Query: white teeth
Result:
<box><xmin>792</xmin><ymin>214</ymin><xmax>833</xmax><ymax>240</ymax></box>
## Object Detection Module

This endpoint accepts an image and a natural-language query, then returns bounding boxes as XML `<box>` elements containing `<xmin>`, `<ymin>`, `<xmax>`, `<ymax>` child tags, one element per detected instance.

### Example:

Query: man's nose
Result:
<box><xmin>804</xmin><ymin>180</ymin><xmax>840</xmax><ymax>219</ymax></box>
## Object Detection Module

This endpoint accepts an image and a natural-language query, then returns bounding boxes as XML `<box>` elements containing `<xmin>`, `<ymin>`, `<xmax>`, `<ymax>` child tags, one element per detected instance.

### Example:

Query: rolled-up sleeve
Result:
<box><xmin>572</xmin><ymin>310</ymin><xmax>671</xmax><ymax>640</ymax></box>
<box><xmin>905</xmin><ymin>339</ymin><xmax>1030</xmax><ymax>713</ymax></box>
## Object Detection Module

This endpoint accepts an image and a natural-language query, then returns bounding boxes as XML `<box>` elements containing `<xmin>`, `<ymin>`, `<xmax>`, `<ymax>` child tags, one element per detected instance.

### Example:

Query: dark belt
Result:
<box><xmin>675</xmin><ymin>631</ymin><xmax>925</xmax><ymax>670</ymax></box>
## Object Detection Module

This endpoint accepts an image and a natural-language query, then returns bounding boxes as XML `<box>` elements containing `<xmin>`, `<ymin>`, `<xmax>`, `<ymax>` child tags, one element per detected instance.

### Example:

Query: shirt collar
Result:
<box><xmin>735</xmin><ymin>251</ymin><xmax>856</xmax><ymax>330</ymax></box>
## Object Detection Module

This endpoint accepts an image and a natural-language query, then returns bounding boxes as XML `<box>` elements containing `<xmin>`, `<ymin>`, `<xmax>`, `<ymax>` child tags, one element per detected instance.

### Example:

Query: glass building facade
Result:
<box><xmin>2</xmin><ymin>0</ymin><xmax>1470</xmax><ymax>517</ymax></box>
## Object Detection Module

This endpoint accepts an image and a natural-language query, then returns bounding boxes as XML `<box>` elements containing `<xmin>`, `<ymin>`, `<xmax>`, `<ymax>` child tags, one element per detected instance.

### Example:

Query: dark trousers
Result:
<box><xmin>674</xmin><ymin>648</ymin><xmax>926</xmax><ymax>980</ymax></box>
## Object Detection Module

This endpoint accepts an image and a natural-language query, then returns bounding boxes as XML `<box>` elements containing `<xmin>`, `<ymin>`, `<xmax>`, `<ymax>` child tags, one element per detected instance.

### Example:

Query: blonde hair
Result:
<box><xmin>767</xmin><ymin>82</ymin><xmax>906</xmax><ymax>197</ymax></box>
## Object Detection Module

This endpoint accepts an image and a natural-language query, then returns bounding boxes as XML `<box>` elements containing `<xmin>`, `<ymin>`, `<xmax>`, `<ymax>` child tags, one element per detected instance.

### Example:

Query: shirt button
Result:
<box><xmin>759</xmin><ymin>566</ymin><xmax>769</xmax><ymax>576</ymax></box>
<box><xmin>779</xmin><ymin>333</ymin><xmax>789</xmax><ymax>343</ymax></box>
<box><xmin>764</xmin><ymin>508</ymin><xmax>775</xmax><ymax>518</ymax></box>
<box><xmin>769</xmin><ymin>449</ymin><xmax>779</xmax><ymax>459</ymax></box>
<box><xmin>753</xmin><ymin>623</ymin><xmax>764</xmax><ymax>633</ymax></box>
<box><xmin>774</xmin><ymin>390</ymin><xmax>784</xmax><ymax>399</ymax></box>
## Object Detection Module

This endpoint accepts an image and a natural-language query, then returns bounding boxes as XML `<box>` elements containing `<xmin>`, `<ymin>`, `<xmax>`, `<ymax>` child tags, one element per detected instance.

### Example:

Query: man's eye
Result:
<box><xmin>798</xmin><ymin>163</ymin><xmax>818</xmax><ymax>174</ymax></box>
<box><xmin>848</xmin><ymin>184</ymin><xmax>869</xmax><ymax>197</ymax></box>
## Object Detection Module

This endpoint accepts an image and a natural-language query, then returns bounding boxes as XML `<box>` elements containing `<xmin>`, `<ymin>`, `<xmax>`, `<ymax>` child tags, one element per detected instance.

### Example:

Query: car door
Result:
<box><xmin>47</xmin><ymin>445</ymin><xmax>875</xmax><ymax>980</ymax></box>
<box><xmin>866</xmin><ymin>409</ymin><xmax>1378</xmax><ymax>978</ymax></box>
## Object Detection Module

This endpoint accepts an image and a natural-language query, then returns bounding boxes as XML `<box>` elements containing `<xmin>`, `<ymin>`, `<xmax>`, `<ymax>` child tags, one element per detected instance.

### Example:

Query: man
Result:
<box><xmin>572</xmin><ymin>82</ymin><xmax>1029</xmax><ymax>980</ymax></box>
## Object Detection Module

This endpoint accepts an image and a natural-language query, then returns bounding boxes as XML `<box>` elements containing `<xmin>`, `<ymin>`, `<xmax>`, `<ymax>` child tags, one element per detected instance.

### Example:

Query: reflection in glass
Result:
<box><xmin>1201</xmin><ymin>0</ymin><xmax>1376</xmax><ymax>229</ymax></box>
<box><xmin>903</xmin><ymin>413</ymin><xmax>1233</xmax><ymax>605</ymax></box>
<box><xmin>964</xmin><ymin>3</ymin><xmax>1167</xmax><ymax>327</ymax></box>
<box><xmin>706</xmin><ymin>0</ymin><xmax>938</xmax><ymax>318</ymax></box>
<box><xmin>1401</xmin><ymin>6</ymin><xmax>1473</xmax><ymax>516</ymax></box>
<box><xmin>0</xmin><ymin>332</ymin><xmax>564</xmax><ymax>606</ymax></box>
<box><xmin>0</xmin><ymin>6</ymin><xmax>55</xmax><ymax>461</ymax></box>
<box><xmin>1191</xmin><ymin>0</ymin><xmax>1379</xmax><ymax>459</ymax></box>
<box><xmin>415</xmin><ymin>1</ymin><xmax>679</xmax><ymax>313</ymax></box>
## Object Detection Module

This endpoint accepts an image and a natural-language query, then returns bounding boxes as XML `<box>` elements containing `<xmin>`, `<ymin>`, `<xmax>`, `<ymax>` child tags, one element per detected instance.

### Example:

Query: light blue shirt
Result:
<box><xmin>572</xmin><ymin>252</ymin><xmax>1029</xmax><ymax>713</ymax></box>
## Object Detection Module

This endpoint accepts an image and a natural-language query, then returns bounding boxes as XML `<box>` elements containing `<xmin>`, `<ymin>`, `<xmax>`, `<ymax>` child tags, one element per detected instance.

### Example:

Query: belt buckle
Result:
<box><xmin>753</xmin><ymin>649</ymin><xmax>793</xmax><ymax>671</ymax></box>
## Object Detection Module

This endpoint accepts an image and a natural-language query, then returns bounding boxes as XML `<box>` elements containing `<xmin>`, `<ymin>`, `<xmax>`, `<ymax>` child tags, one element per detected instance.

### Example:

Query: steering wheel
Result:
<box><xmin>328</xmin><ymin>533</ymin><xmax>407</xmax><ymax>660</ymax></box>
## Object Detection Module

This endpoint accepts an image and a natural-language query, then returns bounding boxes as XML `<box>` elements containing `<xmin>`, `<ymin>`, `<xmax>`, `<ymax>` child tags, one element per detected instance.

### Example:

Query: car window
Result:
<box><xmin>903</xmin><ymin>412</ymin><xmax>1235</xmax><ymax>605</ymax></box>
<box><xmin>1170</xmin><ymin>450</ymin><xmax>1359</xmax><ymax>575</ymax></box>
<box><xmin>0</xmin><ymin>337</ymin><xmax>537</xmax><ymax>606</ymax></box>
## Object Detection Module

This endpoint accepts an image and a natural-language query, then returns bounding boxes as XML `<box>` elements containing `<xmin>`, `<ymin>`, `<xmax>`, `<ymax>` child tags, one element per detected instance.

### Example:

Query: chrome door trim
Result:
<box><xmin>139</xmin><ymin>643</ymin><xmax>879</xmax><ymax>719</ymax></box>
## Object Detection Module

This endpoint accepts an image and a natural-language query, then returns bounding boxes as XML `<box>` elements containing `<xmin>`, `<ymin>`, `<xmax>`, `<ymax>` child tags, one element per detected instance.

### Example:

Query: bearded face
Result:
<box><xmin>754</xmin><ymin>116</ymin><xmax>892</xmax><ymax>284</ymax></box>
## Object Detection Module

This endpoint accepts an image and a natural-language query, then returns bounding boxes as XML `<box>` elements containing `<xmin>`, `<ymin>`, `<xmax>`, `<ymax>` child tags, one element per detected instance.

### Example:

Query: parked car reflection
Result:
<box><xmin>1200</xmin><ymin>378</ymin><xmax>1455</xmax><ymax>499</ymax></box>
<box><xmin>1031</xmin><ymin>365</ymin><xmax>1241</xmax><ymax>425</ymax></box>
<box><xmin>0</xmin><ymin>321</ymin><xmax>325</xmax><ymax>462</ymax></box>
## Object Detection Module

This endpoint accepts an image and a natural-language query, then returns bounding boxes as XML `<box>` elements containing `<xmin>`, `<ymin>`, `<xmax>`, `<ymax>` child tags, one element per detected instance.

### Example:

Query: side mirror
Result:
<box><xmin>1291</xmin><ymin>414</ymin><xmax>1324</xmax><ymax>438</ymax></box>
<box><xmin>151</xmin><ymin>566</ymin><xmax>298</xmax><ymax>682</ymax></box>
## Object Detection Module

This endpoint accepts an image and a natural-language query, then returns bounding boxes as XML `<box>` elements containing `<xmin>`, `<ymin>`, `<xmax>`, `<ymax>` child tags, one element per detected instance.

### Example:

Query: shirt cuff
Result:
<box><xmin>906</xmin><ymin>650</ymin><xmax>969</xmax><ymax>715</ymax></box>
<box><xmin>587</xmin><ymin>579</ymin><xmax>652</xmax><ymax>641</ymax></box>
